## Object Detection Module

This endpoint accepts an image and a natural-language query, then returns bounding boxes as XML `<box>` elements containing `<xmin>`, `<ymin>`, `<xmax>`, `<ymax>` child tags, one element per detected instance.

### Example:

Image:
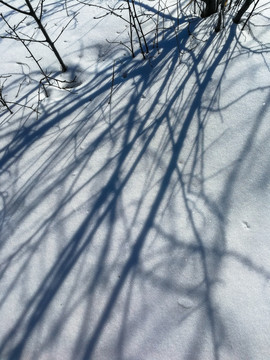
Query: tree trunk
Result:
<box><xmin>233</xmin><ymin>0</ymin><xmax>254</xmax><ymax>23</ymax></box>
<box><xmin>202</xmin><ymin>0</ymin><xmax>218</xmax><ymax>17</ymax></box>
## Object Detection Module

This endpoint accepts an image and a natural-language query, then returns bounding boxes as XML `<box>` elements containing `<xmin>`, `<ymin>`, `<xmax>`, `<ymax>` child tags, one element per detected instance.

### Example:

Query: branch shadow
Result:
<box><xmin>0</xmin><ymin>3</ymin><xmax>270</xmax><ymax>360</ymax></box>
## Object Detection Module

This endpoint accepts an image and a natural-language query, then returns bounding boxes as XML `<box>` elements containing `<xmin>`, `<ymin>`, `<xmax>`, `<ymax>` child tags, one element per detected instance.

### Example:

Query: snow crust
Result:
<box><xmin>1</xmin><ymin>1</ymin><xmax>270</xmax><ymax>359</ymax></box>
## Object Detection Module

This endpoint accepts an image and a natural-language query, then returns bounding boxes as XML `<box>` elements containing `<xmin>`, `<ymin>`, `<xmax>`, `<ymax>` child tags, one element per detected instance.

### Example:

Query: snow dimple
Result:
<box><xmin>177</xmin><ymin>298</ymin><xmax>194</xmax><ymax>310</ymax></box>
<box><xmin>2</xmin><ymin>191</ymin><xmax>8</xmax><ymax>199</ymax></box>
<box><xmin>242</xmin><ymin>221</ymin><xmax>250</xmax><ymax>229</ymax></box>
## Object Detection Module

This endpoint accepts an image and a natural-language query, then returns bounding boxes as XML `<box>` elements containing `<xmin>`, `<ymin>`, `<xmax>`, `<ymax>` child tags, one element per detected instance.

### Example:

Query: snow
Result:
<box><xmin>1</xmin><ymin>0</ymin><xmax>270</xmax><ymax>359</ymax></box>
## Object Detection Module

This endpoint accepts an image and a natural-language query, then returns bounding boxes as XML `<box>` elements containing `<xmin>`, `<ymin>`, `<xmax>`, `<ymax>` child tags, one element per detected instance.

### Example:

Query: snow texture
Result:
<box><xmin>0</xmin><ymin>0</ymin><xmax>270</xmax><ymax>359</ymax></box>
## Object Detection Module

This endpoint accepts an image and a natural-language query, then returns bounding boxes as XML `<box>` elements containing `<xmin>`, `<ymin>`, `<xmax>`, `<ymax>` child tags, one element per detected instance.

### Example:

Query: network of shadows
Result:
<box><xmin>0</xmin><ymin>4</ymin><xmax>270</xmax><ymax>360</ymax></box>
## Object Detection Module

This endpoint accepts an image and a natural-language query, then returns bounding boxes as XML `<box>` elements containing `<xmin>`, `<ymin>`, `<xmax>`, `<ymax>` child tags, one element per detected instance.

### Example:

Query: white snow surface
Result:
<box><xmin>1</xmin><ymin>1</ymin><xmax>270</xmax><ymax>359</ymax></box>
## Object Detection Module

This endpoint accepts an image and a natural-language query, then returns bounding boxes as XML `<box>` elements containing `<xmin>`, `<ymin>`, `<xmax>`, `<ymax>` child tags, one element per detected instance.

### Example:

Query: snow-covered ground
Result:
<box><xmin>1</xmin><ymin>1</ymin><xmax>270</xmax><ymax>359</ymax></box>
